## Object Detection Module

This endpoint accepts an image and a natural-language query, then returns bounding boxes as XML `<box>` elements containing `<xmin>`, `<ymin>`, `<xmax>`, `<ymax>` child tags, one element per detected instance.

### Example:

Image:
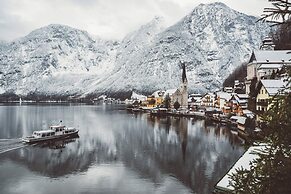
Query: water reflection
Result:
<box><xmin>0</xmin><ymin>105</ymin><xmax>244</xmax><ymax>194</ymax></box>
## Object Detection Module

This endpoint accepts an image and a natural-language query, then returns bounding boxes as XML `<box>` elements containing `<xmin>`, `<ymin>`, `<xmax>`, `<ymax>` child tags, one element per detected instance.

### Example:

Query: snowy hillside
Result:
<box><xmin>0</xmin><ymin>24</ymin><xmax>117</xmax><ymax>96</ymax></box>
<box><xmin>95</xmin><ymin>2</ymin><xmax>269</xmax><ymax>94</ymax></box>
<box><xmin>0</xmin><ymin>3</ymin><xmax>270</xmax><ymax>99</ymax></box>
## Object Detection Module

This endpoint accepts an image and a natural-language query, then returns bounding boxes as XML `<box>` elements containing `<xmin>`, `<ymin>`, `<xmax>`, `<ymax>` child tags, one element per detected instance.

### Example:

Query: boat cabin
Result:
<box><xmin>50</xmin><ymin>125</ymin><xmax>65</xmax><ymax>132</ymax></box>
<box><xmin>33</xmin><ymin>130</ymin><xmax>55</xmax><ymax>138</ymax></box>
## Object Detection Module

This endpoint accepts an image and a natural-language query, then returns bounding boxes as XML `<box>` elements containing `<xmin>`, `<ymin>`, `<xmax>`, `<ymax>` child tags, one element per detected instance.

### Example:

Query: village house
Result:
<box><xmin>146</xmin><ymin>90</ymin><xmax>165</xmax><ymax>108</ymax></box>
<box><xmin>230</xmin><ymin>116</ymin><xmax>247</xmax><ymax>132</ymax></box>
<box><xmin>255</xmin><ymin>79</ymin><xmax>285</xmax><ymax>113</ymax></box>
<box><xmin>245</xmin><ymin>49</ymin><xmax>291</xmax><ymax>95</ymax></box>
<box><xmin>188</xmin><ymin>93</ymin><xmax>202</xmax><ymax>109</ymax></box>
<box><xmin>233</xmin><ymin>80</ymin><xmax>245</xmax><ymax>93</ymax></box>
<box><xmin>215</xmin><ymin>91</ymin><xmax>232</xmax><ymax>114</ymax></box>
<box><xmin>201</xmin><ymin>92</ymin><xmax>215</xmax><ymax>107</ymax></box>
<box><xmin>229</xmin><ymin>93</ymin><xmax>249</xmax><ymax>115</ymax></box>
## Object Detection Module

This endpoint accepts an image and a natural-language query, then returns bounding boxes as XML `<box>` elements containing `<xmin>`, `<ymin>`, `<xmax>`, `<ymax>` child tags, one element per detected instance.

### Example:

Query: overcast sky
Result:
<box><xmin>0</xmin><ymin>0</ymin><xmax>270</xmax><ymax>41</ymax></box>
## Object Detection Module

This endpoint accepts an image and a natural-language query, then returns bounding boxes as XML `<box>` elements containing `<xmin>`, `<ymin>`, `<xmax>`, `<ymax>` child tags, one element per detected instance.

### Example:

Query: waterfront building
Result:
<box><xmin>245</xmin><ymin>50</ymin><xmax>291</xmax><ymax>95</ymax></box>
<box><xmin>215</xmin><ymin>91</ymin><xmax>232</xmax><ymax>114</ymax></box>
<box><xmin>147</xmin><ymin>90</ymin><xmax>165</xmax><ymax>108</ymax></box>
<box><xmin>201</xmin><ymin>93</ymin><xmax>215</xmax><ymax>107</ymax></box>
<box><xmin>188</xmin><ymin>93</ymin><xmax>202</xmax><ymax>109</ymax></box>
<box><xmin>229</xmin><ymin>93</ymin><xmax>249</xmax><ymax>115</ymax></box>
<box><xmin>255</xmin><ymin>79</ymin><xmax>285</xmax><ymax>113</ymax></box>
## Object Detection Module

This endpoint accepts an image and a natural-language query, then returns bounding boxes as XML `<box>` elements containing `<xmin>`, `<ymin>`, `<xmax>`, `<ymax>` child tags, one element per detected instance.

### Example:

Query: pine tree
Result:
<box><xmin>174</xmin><ymin>101</ymin><xmax>180</xmax><ymax>110</ymax></box>
<box><xmin>163</xmin><ymin>94</ymin><xmax>171</xmax><ymax>109</ymax></box>
<box><xmin>259</xmin><ymin>0</ymin><xmax>291</xmax><ymax>49</ymax></box>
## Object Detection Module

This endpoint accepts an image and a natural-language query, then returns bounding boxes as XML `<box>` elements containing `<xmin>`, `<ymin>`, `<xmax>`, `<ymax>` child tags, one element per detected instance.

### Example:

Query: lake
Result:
<box><xmin>0</xmin><ymin>104</ymin><xmax>244</xmax><ymax>194</ymax></box>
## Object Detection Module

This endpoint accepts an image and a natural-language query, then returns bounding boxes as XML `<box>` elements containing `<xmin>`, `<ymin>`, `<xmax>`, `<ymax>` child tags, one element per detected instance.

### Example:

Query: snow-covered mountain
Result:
<box><xmin>0</xmin><ymin>24</ymin><xmax>118</xmax><ymax>96</ymax></box>
<box><xmin>0</xmin><ymin>2</ymin><xmax>270</xmax><ymax>99</ymax></box>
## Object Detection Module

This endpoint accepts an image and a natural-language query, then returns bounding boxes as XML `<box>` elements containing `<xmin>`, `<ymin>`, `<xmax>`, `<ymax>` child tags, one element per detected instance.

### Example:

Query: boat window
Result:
<box><xmin>42</xmin><ymin>134</ymin><xmax>45</xmax><ymax>137</ymax></box>
<box><xmin>56</xmin><ymin>128</ymin><xmax>59</xmax><ymax>132</ymax></box>
<box><xmin>52</xmin><ymin>132</ymin><xmax>55</xmax><ymax>135</ymax></box>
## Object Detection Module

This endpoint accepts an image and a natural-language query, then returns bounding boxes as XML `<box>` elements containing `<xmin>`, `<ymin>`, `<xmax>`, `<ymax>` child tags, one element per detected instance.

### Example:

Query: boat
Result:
<box><xmin>21</xmin><ymin>125</ymin><xmax>79</xmax><ymax>143</ymax></box>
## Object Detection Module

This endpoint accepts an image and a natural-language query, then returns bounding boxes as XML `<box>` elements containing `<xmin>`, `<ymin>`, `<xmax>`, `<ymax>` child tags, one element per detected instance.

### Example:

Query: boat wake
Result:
<box><xmin>0</xmin><ymin>138</ymin><xmax>27</xmax><ymax>155</ymax></box>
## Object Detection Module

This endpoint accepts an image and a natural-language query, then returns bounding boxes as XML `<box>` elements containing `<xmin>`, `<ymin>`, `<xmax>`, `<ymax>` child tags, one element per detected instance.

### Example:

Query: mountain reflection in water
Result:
<box><xmin>0</xmin><ymin>104</ymin><xmax>244</xmax><ymax>194</ymax></box>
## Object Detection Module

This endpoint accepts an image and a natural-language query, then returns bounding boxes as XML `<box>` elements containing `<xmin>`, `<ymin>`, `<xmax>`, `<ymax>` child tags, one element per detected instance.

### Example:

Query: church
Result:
<box><xmin>170</xmin><ymin>62</ymin><xmax>188</xmax><ymax>109</ymax></box>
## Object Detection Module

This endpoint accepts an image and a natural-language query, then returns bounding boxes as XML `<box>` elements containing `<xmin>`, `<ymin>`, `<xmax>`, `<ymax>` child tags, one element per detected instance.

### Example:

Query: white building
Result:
<box><xmin>201</xmin><ymin>93</ymin><xmax>216</xmax><ymax>107</ymax></box>
<box><xmin>188</xmin><ymin>93</ymin><xmax>202</xmax><ymax>108</ymax></box>
<box><xmin>168</xmin><ymin>63</ymin><xmax>188</xmax><ymax>109</ymax></box>
<box><xmin>215</xmin><ymin>91</ymin><xmax>232</xmax><ymax>110</ymax></box>
<box><xmin>245</xmin><ymin>50</ymin><xmax>291</xmax><ymax>95</ymax></box>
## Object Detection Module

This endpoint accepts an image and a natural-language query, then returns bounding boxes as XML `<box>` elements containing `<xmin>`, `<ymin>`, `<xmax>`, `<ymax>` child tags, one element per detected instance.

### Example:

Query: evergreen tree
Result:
<box><xmin>174</xmin><ymin>101</ymin><xmax>180</xmax><ymax>110</ymax></box>
<box><xmin>163</xmin><ymin>94</ymin><xmax>171</xmax><ymax>109</ymax></box>
<box><xmin>259</xmin><ymin>0</ymin><xmax>291</xmax><ymax>49</ymax></box>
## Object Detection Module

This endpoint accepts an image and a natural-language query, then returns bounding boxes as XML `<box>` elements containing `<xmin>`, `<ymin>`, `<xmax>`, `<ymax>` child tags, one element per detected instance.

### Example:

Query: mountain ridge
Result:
<box><xmin>0</xmin><ymin>2</ymin><xmax>270</xmax><ymax>100</ymax></box>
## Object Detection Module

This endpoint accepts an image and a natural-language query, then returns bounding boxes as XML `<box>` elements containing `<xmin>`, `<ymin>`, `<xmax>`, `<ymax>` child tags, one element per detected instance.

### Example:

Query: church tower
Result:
<box><xmin>180</xmin><ymin>62</ymin><xmax>188</xmax><ymax>109</ymax></box>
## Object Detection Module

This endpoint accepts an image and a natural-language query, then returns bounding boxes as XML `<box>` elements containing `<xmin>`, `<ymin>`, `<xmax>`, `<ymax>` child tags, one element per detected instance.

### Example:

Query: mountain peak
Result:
<box><xmin>26</xmin><ymin>24</ymin><xmax>87</xmax><ymax>38</ymax></box>
<box><xmin>196</xmin><ymin>2</ymin><xmax>229</xmax><ymax>9</ymax></box>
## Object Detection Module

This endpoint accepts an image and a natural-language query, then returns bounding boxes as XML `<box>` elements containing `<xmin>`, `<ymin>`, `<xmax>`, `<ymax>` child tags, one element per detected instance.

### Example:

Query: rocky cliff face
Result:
<box><xmin>0</xmin><ymin>2</ymin><xmax>270</xmax><ymax>99</ymax></box>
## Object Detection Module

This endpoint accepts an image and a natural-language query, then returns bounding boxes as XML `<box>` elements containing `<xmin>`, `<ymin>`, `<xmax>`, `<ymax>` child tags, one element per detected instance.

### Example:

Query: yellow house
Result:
<box><xmin>256</xmin><ymin>79</ymin><xmax>284</xmax><ymax>113</ymax></box>
<box><xmin>146</xmin><ymin>95</ymin><xmax>156</xmax><ymax>108</ymax></box>
<box><xmin>147</xmin><ymin>90</ymin><xmax>165</xmax><ymax>108</ymax></box>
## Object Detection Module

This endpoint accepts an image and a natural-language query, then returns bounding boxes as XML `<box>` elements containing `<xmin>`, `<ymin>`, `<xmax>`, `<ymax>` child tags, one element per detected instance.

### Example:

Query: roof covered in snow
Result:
<box><xmin>164</xmin><ymin>89</ymin><xmax>177</xmax><ymax>97</ymax></box>
<box><xmin>131</xmin><ymin>91</ymin><xmax>147</xmax><ymax>101</ymax></box>
<box><xmin>151</xmin><ymin>90</ymin><xmax>165</xmax><ymax>98</ymax></box>
<box><xmin>258</xmin><ymin>63</ymin><xmax>283</xmax><ymax>69</ymax></box>
<box><xmin>236</xmin><ymin>94</ymin><xmax>249</xmax><ymax>99</ymax></box>
<box><xmin>230</xmin><ymin>116</ymin><xmax>246</xmax><ymax>125</ymax></box>
<box><xmin>250</xmin><ymin>50</ymin><xmax>291</xmax><ymax>64</ymax></box>
<box><xmin>261</xmin><ymin>79</ymin><xmax>285</xmax><ymax>96</ymax></box>
<box><xmin>216</xmin><ymin>91</ymin><xmax>231</xmax><ymax>100</ymax></box>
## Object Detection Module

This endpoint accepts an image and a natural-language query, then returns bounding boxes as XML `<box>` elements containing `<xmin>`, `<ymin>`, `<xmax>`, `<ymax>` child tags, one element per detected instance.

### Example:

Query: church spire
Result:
<box><xmin>181</xmin><ymin>62</ymin><xmax>187</xmax><ymax>83</ymax></box>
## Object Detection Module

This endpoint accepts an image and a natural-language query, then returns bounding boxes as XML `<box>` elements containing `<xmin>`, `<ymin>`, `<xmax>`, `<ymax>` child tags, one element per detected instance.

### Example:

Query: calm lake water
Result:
<box><xmin>0</xmin><ymin>104</ymin><xmax>244</xmax><ymax>194</ymax></box>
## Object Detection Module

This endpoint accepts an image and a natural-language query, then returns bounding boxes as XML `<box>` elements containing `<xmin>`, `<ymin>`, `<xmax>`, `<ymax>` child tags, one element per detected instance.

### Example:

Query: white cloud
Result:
<box><xmin>0</xmin><ymin>0</ymin><xmax>271</xmax><ymax>41</ymax></box>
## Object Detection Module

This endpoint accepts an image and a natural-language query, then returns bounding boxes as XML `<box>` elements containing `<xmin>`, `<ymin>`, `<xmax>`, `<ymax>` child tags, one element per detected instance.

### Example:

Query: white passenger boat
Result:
<box><xmin>22</xmin><ymin>125</ymin><xmax>79</xmax><ymax>143</ymax></box>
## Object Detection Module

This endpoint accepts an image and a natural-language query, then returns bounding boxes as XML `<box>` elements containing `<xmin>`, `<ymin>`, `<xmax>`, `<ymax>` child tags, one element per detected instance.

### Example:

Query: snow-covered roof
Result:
<box><xmin>164</xmin><ymin>89</ymin><xmax>177</xmax><ymax>97</ymax></box>
<box><xmin>202</xmin><ymin>92</ymin><xmax>215</xmax><ymax>98</ymax></box>
<box><xmin>243</xmin><ymin>109</ymin><xmax>255</xmax><ymax>118</ymax></box>
<box><xmin>131</xmin><ymin>91</ymin><xmax>147</xmax><ymax>101</ymax></box>
<box><xmin>237</xmin><ymin>117</ymin><xmax>246</xmax><ymax>125</ymax></box>
<box><xmin>151</xmin><ymin>90</ymin><xmax>165</xmax><ymax>98</ymax></box>
<box><xmin>258</xmin><ymin>63</ymin><xmax>283</xmax><ymax>69</ymax></box>
<box><xmin>217</xmin><ymin>91</ymin><xmax>231</xmax><ymax>100</ymax></box>
<box><xmin>261</xmin><ymin>79</ymin><xmax>285</xmax><ymax>96</ymax></box>
<box><xmin>230</xmin><ymin>116</ymin><xmax>246</xmax><ymax>125</ymax></box>
<box><xmin>236</xmin><ymin>94</ymin><xmax>249</xmax><ymax>99</ymax></box>
<box><xmin>189</xmin><ymin>93</ymin><xmax>202</xmax><ymax>97</ymax></box>
<box><xmin>251</xmin><ymin>50</ymin><xmax>291</xmax><ymax>63</ymax></box>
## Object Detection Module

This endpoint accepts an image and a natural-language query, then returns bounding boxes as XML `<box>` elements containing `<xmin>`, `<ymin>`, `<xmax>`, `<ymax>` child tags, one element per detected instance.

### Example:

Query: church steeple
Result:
<box><xmin>181</xmin><ymin>62</ymin><xmax>187</xmax><ymax>83</ymax></box>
